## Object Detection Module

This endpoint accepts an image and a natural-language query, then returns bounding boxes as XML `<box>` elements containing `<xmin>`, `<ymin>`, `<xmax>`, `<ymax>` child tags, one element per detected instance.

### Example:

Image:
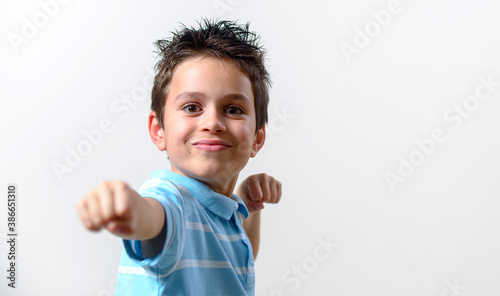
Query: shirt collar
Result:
<box><xmin>149</xmin><ymin>169</ymin><xmax>249</xmax><ymax>220</ymax></box>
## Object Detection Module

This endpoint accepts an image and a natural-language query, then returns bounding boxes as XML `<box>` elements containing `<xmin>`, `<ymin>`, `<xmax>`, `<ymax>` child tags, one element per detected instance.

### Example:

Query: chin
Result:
<box><xmin>187</xmin><ymin>163</ymin><xmax>241</xmax><ymax>182</ymax></box>
<box><xmin>196</xmin><ymin>166</ymin><xmax>235</xmax><ymax>180</ymax></box>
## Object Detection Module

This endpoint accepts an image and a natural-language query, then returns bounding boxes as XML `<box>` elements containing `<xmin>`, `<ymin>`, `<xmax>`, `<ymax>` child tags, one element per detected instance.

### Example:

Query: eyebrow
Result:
<box><xmin>175</xmin><ymin>92</ymin><xmax>252</xmax><ymax>105</ymax></box>
<box><xmin>175</xmin><ymin>92</ymin><xmax>206</xmax><ymax>101</ymax></box>
<box><xmin>222</xmin><ymin>93</ymin><xmax>252</xmax><ymax>105</ymax></box>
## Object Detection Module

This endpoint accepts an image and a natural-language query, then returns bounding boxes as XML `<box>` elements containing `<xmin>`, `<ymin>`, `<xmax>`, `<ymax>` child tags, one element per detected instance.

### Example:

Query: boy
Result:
<box><xmin>77</xmin><ymin>19</ymin><xmax>281</xmax><ymax>295</ymax></box>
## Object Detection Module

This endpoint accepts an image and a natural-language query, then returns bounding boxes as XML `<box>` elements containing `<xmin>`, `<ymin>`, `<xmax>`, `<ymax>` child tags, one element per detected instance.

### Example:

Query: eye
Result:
<box><xmin>225</xmin><ymin>106</ymin><xmax>244</xmax><ymax>115</ymax></box>
<box><xmin>182</xmin><ymin>104</ymin><xmax>202</xmax><ymax>114</ymax></box>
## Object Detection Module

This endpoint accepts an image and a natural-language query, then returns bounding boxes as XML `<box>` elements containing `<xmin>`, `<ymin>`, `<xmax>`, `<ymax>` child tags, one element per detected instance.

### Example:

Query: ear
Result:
<box><xmin>250</xmin><ymin>125</ymin><xmax>265</xmax><ymax>158</ymax></box>
<box><xmin>148</xmin><ymin>111</ymin><xmax>166</xmax><ymax>151</ymax></box>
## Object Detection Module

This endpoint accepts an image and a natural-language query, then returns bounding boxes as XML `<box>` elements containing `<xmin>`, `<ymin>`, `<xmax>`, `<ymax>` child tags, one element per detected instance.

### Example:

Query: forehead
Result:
<box><xmin>166</xmin><ymin>56</ymin><xmax>254</xmax><ymax>104</ymax></box>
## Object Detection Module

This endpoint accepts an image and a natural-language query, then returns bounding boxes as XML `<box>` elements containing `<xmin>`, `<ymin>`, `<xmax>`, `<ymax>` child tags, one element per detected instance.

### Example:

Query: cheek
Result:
<box><xmin>164</xmin><ymin>117</ymin><xmax>195</xmax><ymax>150</ymax></box>
<box><xmin>235</xmin><ymin>124</ymin><xmax>255</xmax><ymax>152</ymax></box>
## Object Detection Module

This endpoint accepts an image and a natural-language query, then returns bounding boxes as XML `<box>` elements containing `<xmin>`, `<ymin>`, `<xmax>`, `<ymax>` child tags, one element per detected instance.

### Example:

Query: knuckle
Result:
<box><xmin>114</xmin><ymin>181</ymin><xmax>129</xmax><ymax>191</ymax></box>
<box><xmin>95</xmin><ymin>182</ymin><xmax>109</xmax><ymax>195</ymax></box>
<box><xmin>93</xmin><ymin>216</ymin><xmax>102</xmax><ymax>225</ymax></box>
<box><xmin>97</xmin><ymin>181</ymin><xmax>109</xmax><ymax>189</ymax></box>
<box><xmin>115</xmin><ymin>200</ymin><xmax>131</xmax><ymax>217</ymax></box>
<box><xmin>101</xmin><ymin>210</ymin><xmax>112</xmax><ymax>222</ymax></box>
<box><xmin>85</xmin><ymin>219</ymin><xmax>95</xmax><ymax>229</ymax></box>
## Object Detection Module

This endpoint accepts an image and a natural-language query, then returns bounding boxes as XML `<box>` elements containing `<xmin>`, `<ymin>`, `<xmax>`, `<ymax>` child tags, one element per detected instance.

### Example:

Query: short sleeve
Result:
<box><xmin>122</xmin><ymin>179</ymin><xmax>185</xmax><ymax>275</ymax></box>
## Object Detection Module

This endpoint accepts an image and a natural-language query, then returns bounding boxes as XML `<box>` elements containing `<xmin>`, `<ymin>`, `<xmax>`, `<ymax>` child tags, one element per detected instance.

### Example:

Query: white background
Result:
<box><xmin>1</xmin><ymin>0</ymin><xmax>500</xmax><ymax>295</ymax></box>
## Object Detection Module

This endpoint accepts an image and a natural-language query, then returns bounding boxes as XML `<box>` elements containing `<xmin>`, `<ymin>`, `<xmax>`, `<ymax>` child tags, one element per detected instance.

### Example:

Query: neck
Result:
<box><xmin>171</xmin><ymin>166</ymin><xmax>238</xmax><ymax>197</ymax></box>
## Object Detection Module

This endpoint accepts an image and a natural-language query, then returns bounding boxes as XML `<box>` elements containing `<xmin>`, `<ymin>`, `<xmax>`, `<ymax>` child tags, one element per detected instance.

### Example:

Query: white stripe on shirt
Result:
<box><xmin>185</xmin><ymin>221</ymin><xmax>243</xmax><ymax>242</ymax></box>
<box><xmin>172</xmin><ymin>260</ymin><xmax>253</xmax><ymax>275</ymax></box>
<box><xmin>118</xmin><ymin>266</ymin><xmax>156</xmax><ymax>277</ymax></box>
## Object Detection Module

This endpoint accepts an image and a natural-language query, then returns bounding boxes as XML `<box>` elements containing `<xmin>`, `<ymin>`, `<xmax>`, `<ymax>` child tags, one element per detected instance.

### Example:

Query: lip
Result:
<box><xmin>192</xmin><ymin>139</ymin><xmax>232</xmax><ymax>152</ymax></box>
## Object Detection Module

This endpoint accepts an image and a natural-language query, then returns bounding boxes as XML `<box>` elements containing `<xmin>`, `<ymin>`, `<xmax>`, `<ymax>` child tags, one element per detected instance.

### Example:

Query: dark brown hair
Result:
<box><xmin>151</xmin><ymin>18</ymin><xmax>271</xmax><ymax>132</ymax></box>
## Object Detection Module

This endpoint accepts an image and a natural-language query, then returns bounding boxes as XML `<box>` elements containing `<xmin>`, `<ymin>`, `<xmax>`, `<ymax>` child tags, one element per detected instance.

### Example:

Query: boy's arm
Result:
<box><xmin>77</xmin><ymin>181</ymin><xmax>165</xmax><ymax>241</ymax></box>
<box><xmin>242</xmin><ymin>211</ymin><xmax>261</xmax><ymax>259</ymax></box>
<box><xmin>237</xmin><ymin>174</ymin><xmax>281</xmax><ymax>260</ymax></box>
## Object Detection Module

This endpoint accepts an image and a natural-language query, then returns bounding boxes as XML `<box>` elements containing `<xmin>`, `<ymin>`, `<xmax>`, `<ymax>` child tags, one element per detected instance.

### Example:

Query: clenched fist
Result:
<box><xmin>77</xmin><ymin>181</ymin><xmax>164</xmax><ymax>240</ymax></box>
<box><xmin>237</xmin><ymin>173</ymin><xmax>282</xmax><ymax>212</ymax></box>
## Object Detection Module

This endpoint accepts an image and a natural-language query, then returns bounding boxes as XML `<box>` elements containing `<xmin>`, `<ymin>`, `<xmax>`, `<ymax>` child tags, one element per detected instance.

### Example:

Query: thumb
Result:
<box><xmin>248</xmin><ymin>201</ymin><xmax>264</xmax><ymax>212</ymax></box>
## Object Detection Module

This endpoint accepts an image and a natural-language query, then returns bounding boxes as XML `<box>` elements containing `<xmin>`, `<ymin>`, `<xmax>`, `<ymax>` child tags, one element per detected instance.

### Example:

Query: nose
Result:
<box><xmin>200</xmin><ymin>108</ymin><xmax>226</xmax><ymax>133</ymax></box>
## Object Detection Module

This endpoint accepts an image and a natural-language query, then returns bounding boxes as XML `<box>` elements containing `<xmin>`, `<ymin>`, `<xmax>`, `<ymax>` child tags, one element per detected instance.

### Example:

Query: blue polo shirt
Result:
<box><xmin>114</xmin><ymin>169</ymin><xmax>255</xmax><ymax>295</ymax></box>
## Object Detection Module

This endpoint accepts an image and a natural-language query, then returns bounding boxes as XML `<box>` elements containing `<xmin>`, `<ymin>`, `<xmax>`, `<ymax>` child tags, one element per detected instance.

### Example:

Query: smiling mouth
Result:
<box><xmin>192</xmin><ymin>140</ymin><xmax>232</xmax><ymax>152</ymax></box>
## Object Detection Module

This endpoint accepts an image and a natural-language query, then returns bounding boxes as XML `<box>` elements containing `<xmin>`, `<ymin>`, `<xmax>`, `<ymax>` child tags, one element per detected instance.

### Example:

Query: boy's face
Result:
<box><xmin>149</xmin><ymin>56</ymin><xmax>265</xmax><ymax>193</ymax></box>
